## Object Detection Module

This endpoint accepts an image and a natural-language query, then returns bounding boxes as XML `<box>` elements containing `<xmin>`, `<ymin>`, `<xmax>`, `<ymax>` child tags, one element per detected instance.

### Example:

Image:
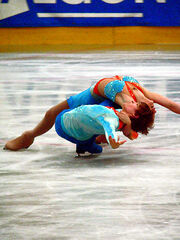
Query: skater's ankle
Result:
<box><xmin>22</xmin><ymin>131</ymin><xmax>34</xmax><ymax>139</ymax></box>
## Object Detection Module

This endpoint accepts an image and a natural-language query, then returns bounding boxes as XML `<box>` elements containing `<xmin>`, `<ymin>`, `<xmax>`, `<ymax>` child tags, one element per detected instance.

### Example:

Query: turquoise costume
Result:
<box><xmin>55</xmin><ymin>105</ymin><xmax>123</xmax><ymax>154</ymax></box>
<box><xmin>104</xmin><ymin>76</ymin><xmax>139</xmax><ymax>101</ymax></box>
<box><xmin>67</xmin><ymin>75</ymin><xmax>139</xmax><ymax>109</ymax></box>
<box><xmin>58</xmin><ymin>75</ymin><xmax>141</xmax><ymax>154</ymax></box>
<box><xmin>67</xmin><ymin>87</ymin><xmax>104</xmax><ymax>109</ymax></box>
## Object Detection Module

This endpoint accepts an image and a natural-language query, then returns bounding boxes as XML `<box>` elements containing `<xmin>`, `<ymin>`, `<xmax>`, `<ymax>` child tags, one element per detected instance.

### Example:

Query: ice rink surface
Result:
<box><xmin>0</xmin><ymin>51</ymin><xmax>180</xmax><ymax>240</ymax></box>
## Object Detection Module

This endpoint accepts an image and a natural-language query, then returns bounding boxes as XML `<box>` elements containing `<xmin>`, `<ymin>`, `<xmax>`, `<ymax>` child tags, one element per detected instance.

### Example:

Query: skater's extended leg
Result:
<box><xmin>4</xmin><ymin>100</ymin><xmax>69</xmax><ymax>151</ymax></box>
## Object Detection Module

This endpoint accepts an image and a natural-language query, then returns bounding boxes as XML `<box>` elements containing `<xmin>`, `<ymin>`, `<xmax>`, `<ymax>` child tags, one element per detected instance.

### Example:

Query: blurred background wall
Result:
<box><xmin>0</xmin><ymin>0</ymin><xmax>180</xmax><ymax>52</ymax></box>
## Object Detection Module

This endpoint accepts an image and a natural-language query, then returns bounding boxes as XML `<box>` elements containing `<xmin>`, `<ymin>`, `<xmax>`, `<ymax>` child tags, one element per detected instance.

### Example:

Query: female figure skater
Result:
<box><xmin>55</xmin><ymin>100</ymin><xmax>154</xmax><ymax>154</ymax></box>
<box><xmin>5</xmin><ymin>75</ymin><xmax>179</xmax><ymax>151</ymax></box>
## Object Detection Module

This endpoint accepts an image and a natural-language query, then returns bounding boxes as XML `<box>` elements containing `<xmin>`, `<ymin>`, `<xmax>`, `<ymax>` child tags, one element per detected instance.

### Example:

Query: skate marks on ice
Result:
<box><xmin>0</xmin><ymin>51</ymin><xmax>180</xmax><ymax>240</ymax></box>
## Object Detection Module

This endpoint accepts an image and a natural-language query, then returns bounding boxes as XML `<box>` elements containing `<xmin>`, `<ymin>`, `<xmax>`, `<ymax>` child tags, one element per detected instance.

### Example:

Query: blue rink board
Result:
<box><xmin>0</xmin><ymin>0</ymin><xmax>180</xmax><ymax>27</ymax></box>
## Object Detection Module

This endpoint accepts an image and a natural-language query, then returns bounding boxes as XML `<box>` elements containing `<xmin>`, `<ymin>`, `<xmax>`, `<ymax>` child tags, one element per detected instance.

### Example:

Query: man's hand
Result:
<box><xmin>109</xmin><ymin>136</ymin><xmax>126</xmax><ymax>149</ymax></box>
<box><xmin>118</xmin><ymin>111</ymin><xmax>131</xmax><ymax>126</ymax></box>
<box><xmin>117</xmin><ymin>111</ymin><xmax>132</xmax><ymax>136</ymax></box>
<box><xmin>122</xmin><ymin>124</ymin><xmax>132</xmax><ymax>137</ymax></box>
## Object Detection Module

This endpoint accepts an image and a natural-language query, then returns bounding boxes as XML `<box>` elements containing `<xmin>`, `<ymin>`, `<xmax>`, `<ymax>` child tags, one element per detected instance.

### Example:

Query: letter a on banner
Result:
<box><xmin>0</xmin><ymin>0</ymin><xmax>29</xmax><ymax>20</ymax></box>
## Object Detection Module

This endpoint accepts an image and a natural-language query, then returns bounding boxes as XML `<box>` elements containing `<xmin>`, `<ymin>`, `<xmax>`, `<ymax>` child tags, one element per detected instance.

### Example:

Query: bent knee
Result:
<box><xmin>47</xmin><ymin>100</ymin><xmax>69</xmax><ymax>119</ymax></box>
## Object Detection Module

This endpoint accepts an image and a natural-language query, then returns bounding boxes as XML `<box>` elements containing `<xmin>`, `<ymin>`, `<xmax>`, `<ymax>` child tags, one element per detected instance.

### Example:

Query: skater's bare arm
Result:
<box><xmin>141</xmin><ymin>87</ymin><xmax>180</xmax><ymax>114</ymax></box>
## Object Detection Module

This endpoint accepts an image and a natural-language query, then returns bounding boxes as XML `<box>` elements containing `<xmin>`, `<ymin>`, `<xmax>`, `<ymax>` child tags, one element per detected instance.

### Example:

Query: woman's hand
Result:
<box><xmin>109</xmin><ymin>136</ymin><xmax>126</xmax><ymax>149</ymax></box>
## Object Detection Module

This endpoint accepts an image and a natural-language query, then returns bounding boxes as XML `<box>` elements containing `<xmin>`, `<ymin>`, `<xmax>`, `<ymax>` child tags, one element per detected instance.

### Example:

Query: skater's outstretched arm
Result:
<box><xmin>141</xmin><ymin>87</ymin><xmax>180</xmax><ymax>114</ymax></box>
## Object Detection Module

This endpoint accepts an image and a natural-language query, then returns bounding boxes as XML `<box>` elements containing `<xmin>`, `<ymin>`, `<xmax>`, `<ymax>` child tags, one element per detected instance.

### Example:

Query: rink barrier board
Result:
<box><xmin>0</xmin><ymin>26</ymin><xmax>180</xmax><ymax>52</ymax></box>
